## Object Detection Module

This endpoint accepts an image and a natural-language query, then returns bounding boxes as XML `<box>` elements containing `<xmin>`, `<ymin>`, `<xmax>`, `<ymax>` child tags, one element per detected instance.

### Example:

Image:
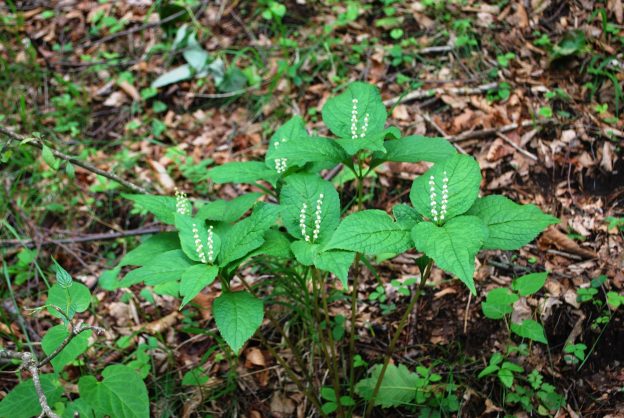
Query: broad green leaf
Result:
<box><xmin>269</xmin><ymin>136</ymin><xmax>348</xmax><ymax>168</ymax></box>
<box><xmin>119</xmin><ymin>232</ymin><xmax>180</xmax><ymax>267</ymax></box>
<box><xmin>41</xmin><ymin>324</ymin><xmax>91</xmax><ymax>372</ymax></box>
<box><xmin>280</xmin><ymin>173</ymin><xmax>340</xmax><ymax>244</ymax></box>
<box><xmin>410</xmin><ymin>154</ymin><xmax>481</xmax><ymax>222</ymax></box>
<box><xmin>315</xmin><ymin>250</ymin><xmax>354</xmax><ymax>288</ymax></box>
<box><xmin>326</xmin><ymin>210</ymin><xmax>412</xmax><ymax>255</ymax></box>
<box><xmin>291</xmin><ymin>241</ymin><xmax>354</xmax><ymax>286</ymax></box>
<box><xmin>122</xmin><ymin>194</ymin><xmax>178</xmax><ymax>225</ymax></box>
<box><xmin>248</xmin><ymin>229</ymin><xmax>292</xmax><ymax>259</ymax></box>
<box><xmin>467</xmin><ymin>195</ymin><xmax>559</xmax><ymax>250</ymax></box>
<box><xmin>207</xmin><ymin>161</ymin><xmax>279</xmax><ymax>186</ymax></box>
<box><xmin>411</xmin><ymin>215</ymin><xmax>488</xmax><ymax>294</ymax></box>
<box><xmin>179</xmin><ymin>264</ymin><xmax>219</xmax><ymax>308</ymax></box>
<box><xmin>196</xmin><ymin>193</ymin><xmax>261</xmax><ymax>223</ymax></box>
<box><xmin>118</xmin><ymin>250</ymin><xmax>194</xmax><ymax>287</ymax></box>
<box><xmin>482</xmin><ymin>288</ymin><xmax>519</xmax><ymax>319</ymax></box>
<box><xmin>512</xmin><ymin>272</ymin><xmax>548</xmax><ymax>296</ymax></box>
<box><xmin>497</xmin><ymin>368</ymin><xmax>515</xmax><ymax>388</ymax></box>
<box><xmin>322</xmin><ymin>82</ymin><xmax>387</xmax><ymax>141</ymax></box>
<box><xmin>383</xmin><ymin>136</ymin><xmax>456</xmax><ymax>163</ymax></box>
<box><xmin>265</xmin><ymin>115</ymin><xmax>309</xmax><ymax>166</ymax></box>
<box><xmin>478</xmin><ymin>364</ymin><xmax>499</xmax><ymax>378</ymax></box>
<box><xmin>0</xmin><ymin>374</ymin><xmax>63</xmax><ymax>418</ymax></box>
<box><xmin>52</xmin><ymin>258</ymin><xmax>73</xmax><ymax>288</ymax></box>
<box><xmin>336</xmin><ymin>127</ymin><xmax>392</xmax><ymax>155</ymax></box>
<box><xmin>79</xmin><ymin>365</ymin><xmax>149</xmax><ymax>418</ymax></box>
<box><xmin>175</xmin><ymin>213</ymin><xmax>220</xmax><ymax>263</ymax></box>
<box><xmin>511</xmin><ymin>319</ymin><xmax>548</xmax><ymax>344</ymax></box>
<box><xmin>219</xmin><ymin>203</ymin><xmax>280</xmax><ymax>266</ymax></box>
<box><xmin>62</xmin><ymin>398</ymin><xmax>93</xmax><ymax>418</ymax></box>
<box><xmin>47</xmin><ymin>282</ymin><xmax>91</xmax><ymax>321</ymax></box>
<box><xmin>213</xmin><ymin>291</ymin><xmax>264</xmax><ymax>353</ymax></box>
<box><xmin>392</xmin><ymin>204</ymin><xmax>423</xmax><ymax>229</ymax></box>
<box><xmin>41</xmin><ymin>145</ymin><xmax>59</xmax><ymax>169</ymax></box>
<box><xmin>355</xmin><ymin>364</ymin><xmax>417</xmax><ymax>408</ymax></box>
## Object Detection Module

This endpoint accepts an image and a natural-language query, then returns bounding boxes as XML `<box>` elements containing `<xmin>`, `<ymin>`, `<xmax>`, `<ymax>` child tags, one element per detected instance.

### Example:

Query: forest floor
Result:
<box><xmin>1</xmin><ymin>1</ymin><xmax>623</xmax><ymax>417</ymax></box>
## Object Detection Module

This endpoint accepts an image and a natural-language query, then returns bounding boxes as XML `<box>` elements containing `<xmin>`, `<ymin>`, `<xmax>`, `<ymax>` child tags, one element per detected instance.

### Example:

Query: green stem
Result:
<box><xmin>363</xmin><ymin>260</ymin><xmax>432</xmax><ymax>417</ymax></box>
<box><xmin>317</xmin><ymin>268</ymin><xmax>345</xmax><ymax>418</ymax></box>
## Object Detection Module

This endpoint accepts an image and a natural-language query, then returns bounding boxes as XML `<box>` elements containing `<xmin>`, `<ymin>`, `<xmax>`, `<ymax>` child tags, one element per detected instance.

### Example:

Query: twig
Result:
<box><xmin>421</xmin><ymin>113</ymin><xmax>468</xmax><ymax>155</ymax></box>
<box><xmin>383</xmin><ymin>82</ymin><xmax>498</xmax><ymax>106</ymax></box>
<box><xmin>0</xmin><ymin>226</ymin><xmax>165</xmax><ymax>248</ymax></box>
<box><xmin>496</xmin><ymin>132</ymin><xmax>538</xmax><ymax>161</ymax></box>
<box><xmin>0</xmin><ymin>126</ymin><xmax>149</xmax><ymax>194</ymax></box>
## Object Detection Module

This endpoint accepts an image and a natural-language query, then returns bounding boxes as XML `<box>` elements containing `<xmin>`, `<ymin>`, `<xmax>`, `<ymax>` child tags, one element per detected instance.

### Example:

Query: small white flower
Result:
<box><xmin>360</xmin><ymin>113</ymin><xmax>369</xmax><ymax>138</ymax></box>
<box><xmin>312</xmin><ymin>193</ymin><xmax>324</xmax><ymax>241</ymax></box>
<box><xmin>275</xmin><ymin>158</ymin><xmax>288</xmax><ymax>173</ymax></box>
<box><xmin>175</xmin><ymin>188</ymin><xmax>190</xmax><ymax>215</ymax></box>
<box><xmin>207</xmin><ymin>225</ymin><xmax>214</xmax><ymax>263</ymax></box>
<box><xmin>429</xmin><ymin>172</ymin><xmax>450</xmax><ymax>223</ymax></box>
<box><xmin>192</xmin><ymin>223</ymin><xmax>207</xmax><ymax>263</ymax></box>
<box><xmin>351</xmin><ymin>99</ymin><xmax>359</xmax><ymax>139</ymax></box>
<box><xmin>300</xmin><ymin>203</ymin><xmax>310</xmax><ymax>242</ymax></box>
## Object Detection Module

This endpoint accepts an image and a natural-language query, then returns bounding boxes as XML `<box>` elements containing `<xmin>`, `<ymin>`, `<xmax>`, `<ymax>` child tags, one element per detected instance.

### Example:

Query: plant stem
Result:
<box><xmin>363</xmin><ymin>260</ymin><xmax>432</xmax><ymax>417</ymax></box>
<box><xmin>317</xmin><ymin>268</ymin><xmax>345</xmax><ymax>418</ymax></box>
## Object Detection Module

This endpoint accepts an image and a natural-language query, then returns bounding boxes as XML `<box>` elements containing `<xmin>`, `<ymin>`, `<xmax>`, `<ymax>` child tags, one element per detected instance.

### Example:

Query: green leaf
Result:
<box><xmin>41</xmin><ymin>144</ymin><xmax>59</xmax><ymax>170</ymax></box>
<box><xmin>355</xmin><ymin>364</ymin><xmax>417</xmax><ymax>408</ymax></box>
<box><xmin>213</xmin><ymin>291</ymin><xmax>264</xmax><ymax>353</ymax></box>
<box><xmin>411</xmin><ymin>216</ymin><xmax>488</xmax><ymax>294</ymax></box>
<box><xmin>336</xmin><ymin>127</ymin><xmax>393</xmax><ymax>155</ymax></box>
<box><xmin>196</xmin><ymin>193</ymin><xmax>261</xmax><ymax>223</ymax></box>
<box><xmin>118</xmin><ymin>250</ymin><xmax>194</xmax><ymax>287</ymax></box>
<box><xmin>482</xmin><ymin>288</ymin><xmax>519</xmax><ymax>319</ymax></box>
<box><xmin>179</xmin><ymin>264</ymin><xmax>219</xmax><ymax>308</ymax></box>
<box><xmin>79</xmin><ymin>365</ymin><xmax>149</xmax><ymax>418</ymax></box>
<box><xmin>52</xmin><ymin>258</ymin><xmax>73</xmax><ymax>289</ymax></box>
<box><xmin>181</xmin><ymin>368</ymin><xmax>210</xmax><ymax>386</ymax></box>
<box><xmin>219</xmin><ymin>203</ymin><xmax>280</xmax><ymax>266</ymax></box>
<box><xmin>290</xmin><ymin>240</ymin><xmax>318</xmax><ymax>266</ymax></box>
<box><xmin>511</xmin><ymin>319</ymin><xmax>548</xmax><ymax>344</ymax></box>
<box><xmin>47</xmin><ymin>282</ymin><xmax>91</xmax><ymax>321</ymax></box>
<box><xmin>497</xmin><ymin>368</ymin><xmax>515</xmax><ymax>388</ymax></box>
<box><xmin>248</xmin><ymin>229</ymin><xmax>292</xmax><ymax>259</ymax></box>
<box><xmin>175</xmin><ymin>213</ymin><xmax>220</xmax><ymax>263</ymax></box>
<box><xmin>322</xmin><ymin>82</ymin><xmax>387</xmax><ymax>141</ymax></box>
<box><xmin>392</xmin><ymin>204</ymin><xmax>423</xmax><ymax>229</ymax></box>
<box><xmin>270</xmin><ymin>135</ymin><xmax>348</xmax><ymax>169</ymax></box>
<box><xmin>119</xmin><ymin>232</ymin><xmax>180</xmax><ymax>267</ymax></box>
<box><xmin>207</xmin><ymin>161</ymin><xmax>279</xmax><ymax>186</ymax></box>
<box><xmin>280</xmin><ymin>173</ymin><xmax>340</xmax><ymax>244</ymax></box>
<box><xmin>0</xmin><ymin>374</ymin><xmax>63</xmax><ymax>418</ymax></box>
<box><xmin>326</xmin><ymin>210</ymin><xmax>412</xmax><ymax>255</ymax></box>
<box><xmin>123</xmin><ymin>194</ymin><xmax>178</xmax><ymax>225</ymax></box>
<box><xmin>467</xmin><ymin>195</ymin><xmax>559</xmax><ymax>250</ymax></box>
<box><xmin>265</xmin><ymin>115</ymin><xmax>309</xmax><ymax>166</ymax></box>
<box><xmin>41</xmin><ymin>324</ymin><xmax>91</xmax><ymax>371</ymax></box>
<box><xmin>512</xmin><ymin>272</ymin><xmax>548</xmax><ymax>296</ymax></box>
<box><xmin>383</xmin><ymin>136</ymin><xmax>456</xmax><ymax>163</ymax></box>
<box><xmin>314</xmin><ymin>250</ymin><xmax>355</xmax><ymax>288</ymax></box>
<box><xmin>478</xmin><ymin>364</ymin><xmax>500</xmax><ymax>378</ymax></box>
<box><xmin>410</xmin><ymin>154</ymin><xmax>482</xmax><ymax>222</ymax></box>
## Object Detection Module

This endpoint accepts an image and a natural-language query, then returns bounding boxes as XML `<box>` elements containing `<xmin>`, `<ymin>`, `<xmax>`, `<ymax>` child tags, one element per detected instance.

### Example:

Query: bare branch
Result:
<box><xmin>0</xmin><ymin>125</ymin><xmax>149</xmax><ymax>194</ymax></box>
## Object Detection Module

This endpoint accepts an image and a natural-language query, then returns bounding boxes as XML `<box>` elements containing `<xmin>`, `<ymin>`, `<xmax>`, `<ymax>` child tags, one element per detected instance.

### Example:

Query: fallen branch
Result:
<box><xmin>0</xmin><ymin>226</ymin><xmax>165</xmax><ymax>248</ymax></box>
<box><xmin>0</xmin><ymin>315</ymin><xmax>105</xmax><ymax>418</ymax></box>
<box><xmin>383</xmin><ymin>82</ymin><xmax>498</xmax><ymax>106</ymax></box>
<box><xmin>0</xmin><ymin>126</ymin><xmax>149</xmax><ymax>194</ymax></box>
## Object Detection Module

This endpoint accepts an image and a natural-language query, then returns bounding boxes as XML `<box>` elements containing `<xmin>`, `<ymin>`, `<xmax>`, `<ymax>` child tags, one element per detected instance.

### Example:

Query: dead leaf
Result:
<box><xmin>119</xmin><ymin>81</ymin><xmax>140</xmax><ymax>102</ymax></box>
<box><xmin>270</xmin><ymin>392</ymin><xmax>296</xmax><ymax>417</ymax></box>
<box><xmin>245</xmin><ymin>347</ymin><xmax>267</xmax><ymax>368</ymax></box>
<box><xmin>131</xmin><ymin>311</ymin><xmax>180</xmax><ymax>334</ymax></box>
<box><xmin>538</xmin><ymin>227</ymin><xmax>598</xmax><ymax>259</ymax></box>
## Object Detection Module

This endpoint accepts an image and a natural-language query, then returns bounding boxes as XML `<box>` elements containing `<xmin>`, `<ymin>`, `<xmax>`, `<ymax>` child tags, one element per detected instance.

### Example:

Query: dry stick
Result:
<box><xmin>496</xmin><ymin>132</ymin><xmax>538</xmax><ymax>161</ymax></box>
<box><xmin>363</xmin><ymin>260</ymin><xmax>432</xmax><ymax>417</ymax></box>
<box><xmin>383</xmin><ymin>82</ymin><xmax>498</xmax><ymax>106</ymax></box>
<box><xmin>0</xmin><ymin>226</ymin><xmax>165</xmax><ymax>248</ymax></box>
<box><xmin>0</xmin><ymin>126</ymin><xmax>149</xmax><ymax>194</ymax></box>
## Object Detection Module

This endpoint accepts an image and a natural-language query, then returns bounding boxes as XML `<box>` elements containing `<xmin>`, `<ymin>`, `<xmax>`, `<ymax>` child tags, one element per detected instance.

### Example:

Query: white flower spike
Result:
<box><xmin>207</xmin><ymin>225</ymin><xmax>214</xmax><ymax>263</ymax></box>
<box><xmin>312</xmin><ymin>193</ymin><xmax>324</xmax><ymax>241</ymax></box>
<box><xmin>300</xmin><ymin>203</ymin><xmax>310</xmax><ymax>242</ymax></box>
<box><xmin>275</xmin><ymin>158</ymin><xmax>288</xmax><ymax>173</ymax></box>
<box><xmin>429</xmin><ymin>171</ymin><xmax>449</xmax><ymax>223</ymax></box>
<box><xmin>192</xmin><ymin>223</ymin><xmax>207</xmax><ymax>263</ymax></box>
<box><xmin>175</xmin><ymin>188</ymin><xmax>190</xmax><ymax>216</ymax></box>
<box><xmin>351</xmin><ymin>99</ymin><xmax>359</xmax><ymax>139</ymax></box>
